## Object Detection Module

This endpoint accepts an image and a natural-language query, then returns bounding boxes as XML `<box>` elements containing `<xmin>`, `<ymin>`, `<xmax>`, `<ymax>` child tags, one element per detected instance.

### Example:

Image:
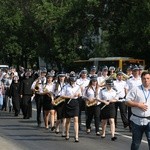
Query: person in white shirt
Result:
<box><xmin>99</xmin><ymin>79</ymin><xmax>118</xmax><ymax>141</ymax></box>
<box><xmin>88</xmin><ymin>66</ymin><xmax>97</xmax><ymax>77</ymax></box>
<box><xmin>125</xmin><ymin>71</ymin><xmax>150</xmax><ymax>150</ymax></box>
<box><xmin>61</xmin><ymin>74</ymin><xmax>82</xmax><ymax>142</ymax></box>
<box><xmin>126</xmin><ymin>65</ymin><xmax>133</xmax><ymax>78</ymax></box>
<box><xmin>53</xmin><ymin>72</ymin><xmax>67</xmax><ymax>136</ymax></box>
<box><xmin>113</xmin><ymin>71</ymin><xmax>129</xmax><ymax>128</ymax></box>
<box><xmin>83</xmin><ymin>75</ymin><xmax>104</xmax><ymax>136</ymax></box>
<box><xmin>42</xmin><ymin>73</ymin><xmax>55</xmax><ymax>130</ymax></box>
<box><xmin>31</xmin><ymin>68</ymin><xmax>47</xmax><ymax>127</ymax></box>
<box><xmin>97</xmin><ymin>66</ymin><xmax>109</xmax><ymax>87</ymax></box>
<box><xmin>76</xmin><ymin>68</ymin><xmax>90</xmax><ymax>130</ymax></box>
<box><xmin>126</xmin><ymin>65</ymin><xmax>142</xmax><ymax>130</ymax></box>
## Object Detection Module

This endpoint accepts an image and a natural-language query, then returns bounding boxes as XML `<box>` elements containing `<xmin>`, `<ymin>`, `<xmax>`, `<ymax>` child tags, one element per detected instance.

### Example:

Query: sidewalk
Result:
<box><xmin>0</xmin><ymin>135</ymin><xmax>22</xmax><ymax>150</ymax></box>
<box><xmin>0</xmin><ymin>111</ymin><xmax>26</xmax><ymax>150</ymax></box>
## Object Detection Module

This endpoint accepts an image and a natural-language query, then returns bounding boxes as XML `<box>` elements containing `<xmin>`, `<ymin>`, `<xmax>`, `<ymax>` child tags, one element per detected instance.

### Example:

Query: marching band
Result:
<box><xmin>0</xmin><ymin>64</ymin><xmax>148</xmax><ymax>143</ymax></box>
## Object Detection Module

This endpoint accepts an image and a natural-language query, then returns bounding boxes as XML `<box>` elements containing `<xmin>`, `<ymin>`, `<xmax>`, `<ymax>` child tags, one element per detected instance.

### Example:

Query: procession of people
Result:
<box><xmin>0</xmin><ymin>64</ymin><xmax>150</xmax><ymax>149</ymax></box>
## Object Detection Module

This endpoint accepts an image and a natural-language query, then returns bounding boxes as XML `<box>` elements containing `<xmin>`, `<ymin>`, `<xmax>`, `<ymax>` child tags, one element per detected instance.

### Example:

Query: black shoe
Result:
<box><xmin>111</xmin><ymin>137</ymin><xmax>117</xmax><ymax>141</ymax></box>
<box><xmin>96</xmin><ymin>132</ymin><xmax>100</xmax><ymax>136</ymax></box>
<box><xmin>65</xmin><ymin>136</ymin><xmax>69</xmax><ymax>140</ymax></box>
<box><xmin>62</xmin><ymin>134</ymin><xmax>66</xmax><ymax>137</ymax></box>
<box><xmin>55</xmin><ymin>131</ymin><xmax>59</xmax><ymax>134</ymax></box>
<box><xmin>51</xmin><ymin>126</ymin><xmax>55</xmax><ymax>131</ymax></box>
<box><xmin>101</xmin><ymin>136</ymin><xmax>105</xmax><ymax>139</ymax></box>
<box><xmin>86</xmin><ymin>129</ymin><xmax>91</xmax><ymax>134</ymax></box>
<box><xmin>74</xmin><ymin>137</ymin><xmax>79</xmax><ymax>142</ymax></box>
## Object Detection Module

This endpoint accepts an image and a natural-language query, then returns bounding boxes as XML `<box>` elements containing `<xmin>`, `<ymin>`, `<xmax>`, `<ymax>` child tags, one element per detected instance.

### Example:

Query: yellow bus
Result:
<box><xmin>74</xmin><ymin>57</ymin><xmax>145</xmax><ymax>72</ymax></box>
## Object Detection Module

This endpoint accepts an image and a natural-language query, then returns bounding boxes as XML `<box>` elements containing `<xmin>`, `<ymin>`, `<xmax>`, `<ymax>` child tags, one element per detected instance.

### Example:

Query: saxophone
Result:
<box><xmin>43</xmin><ymin>86</ymin><xmax>54</xmax><ymax>100</ymax></box>
<box><xmin>52</xmin><ymin>96</ymin><xmax>65</xmax><ymax>106</ymax></box>
<box><xmin>86</xmin><ymin>99</ymin><xmax>98</xmax><ymax>107</ymax></box>
<box><xmin>34</xmin><ymin>79</ymin><xmax>40</xmax><ymax>93</ymax></box>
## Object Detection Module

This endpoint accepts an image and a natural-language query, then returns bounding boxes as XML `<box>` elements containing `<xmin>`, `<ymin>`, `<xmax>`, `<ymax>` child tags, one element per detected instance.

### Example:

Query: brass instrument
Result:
<box><xmin>86</xmin><ymin>99</ymin><xmax>98</xmax><ymax>107</ymax></box>
<box><xmin>43</xmin><ymin>87</ymin><xmax>54</xmax><ymax>100</ymax></box>
<box><xmin>122</xmin><ymin>72</ymin><xmax>130</xmax><ymax>80</ymax></box>
<box><xmin>52</xmin><ymin>96</ymin><xmax>65</xmax><ymax>106</ymax></box>
<box><xmin>34</xmin><ymin>79</ymin><xmax>40</xmax><ymax>93</ymax></box>
<box><xmin>99</xmin><ymin>73</ymin><xmax>116</xmax><ymax>87</ymax></box>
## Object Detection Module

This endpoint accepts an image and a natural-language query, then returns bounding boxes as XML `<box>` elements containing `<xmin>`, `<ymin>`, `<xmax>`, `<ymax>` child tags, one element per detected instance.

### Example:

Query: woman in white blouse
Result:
<box><xmin>99</xmin><ymin>79</ymin><xmax>118</xmax><ymax>141</ymax></box>
<box><xmin>61</xmin><ymin>74</ymin><xmax>81</xmax><ymax>142</ymax></box>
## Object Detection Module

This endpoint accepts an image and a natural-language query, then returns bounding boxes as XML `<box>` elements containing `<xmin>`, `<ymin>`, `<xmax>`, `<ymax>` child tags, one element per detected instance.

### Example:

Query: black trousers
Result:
<box><xmin>21</xmin><ymin>95</ymin><xmax>32</xmax><ymax>118</ymax></box>
<box><xmin>86</xmin><ymin>105</ymin><xmax>100</xmax><ymax>133</ymax></box>
<box><xmin>35</xmin><ymin>94</ymin><xmax>44</xmax><ymax>125</ymax></box>
<box><xmin>115</xmin><ymin>101</ymin><xmax>129</xmax><ymax>127</ymax></box>
<box><xmin>78</xmin><ymin>97</ymin><xmax>86</xmax><ymax>127</ymax></box>
<box><xmin>12</xmin><ymin>97</ymin><xmax>20</xmax><ymax>116</ymax></box>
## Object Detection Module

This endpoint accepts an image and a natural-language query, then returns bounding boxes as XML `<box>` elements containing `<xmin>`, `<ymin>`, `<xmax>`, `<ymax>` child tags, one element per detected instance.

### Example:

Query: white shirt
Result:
<box><xmin>114</xmin><ymin>80</ymin><xmax>127</xmax><ymax>101</ymax></box>
<box><xmin>83</xmin><ymin>86</ymin><xmax>101</xmax><ymax>105</ymax></box>
<box><xmin>54</xmin><ymin>82</ymin><xmax>66</xmax><ymax>96</ymax></box>
<box><xmin>45</xmin><ymin>83</ymin><xmax>55</xmax><ymax>93</ymax></box>
<box><xmin>31</xmin><ymin>77</ymin><xmax>47</xmax><ymax>94</ymax></box>
<box><xmin>97</xmin><ymin>75</ymin><xmax>108</xmax><ymax>87</ymax></box>
<box><xmin>126</xmin><ymin>76</ymin><xmax>142</xmax><ymax>91</ymax></box>
<box><xmin>61</xmin><ymin>83</ymin><xmax>81</xmax><ymax>99</ymax></box>
<box><xmin>99</xmin><ymin>88</ymin><xmax>119</xmax><ymax>102</ymax></box>
<box><xmin>76</xmin><ymin>78</ymin><xmax>90</xmax><ymax>95</ymax></box>
<box><xmin>126</xmin><ymin>85</ymin><xmax>150</xmax><ymax>125</ymax></box>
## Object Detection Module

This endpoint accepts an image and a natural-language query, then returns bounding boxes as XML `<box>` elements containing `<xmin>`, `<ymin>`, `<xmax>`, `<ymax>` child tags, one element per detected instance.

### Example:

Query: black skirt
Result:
<box><xmin>43</xmin><ymin>95</ymin><xmax>54</xmax><ymax>111</ymax></box>
<box><xmin>54</xmin><ymin>101</ymin><xmax>65</xmax><ymax>120</ymax></box>
<box><xmin>64</xmin><ymin>98</ymin><xmax>79</xmax><ymax>118</ymax></box>
<box><xmin>100</xmin><ymin>103</ymin><xmax>116</xmax><ymax>119</ymax></box>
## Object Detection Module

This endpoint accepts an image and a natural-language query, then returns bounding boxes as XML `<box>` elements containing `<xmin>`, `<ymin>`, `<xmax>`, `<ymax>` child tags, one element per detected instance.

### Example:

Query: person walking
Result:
<box><xmin>20</xmin><ymin>70</ymin><xmax>34</xmax><ymax>119</ymax></box>
<box><xmin>125</xmin><ymin>71</ymin><xmax>150</xmax><ymax>150</ymax></box>
<box><xmin>53</xmin><ymin>71</ymin><xmax>67</xmax><ymax>136</ymax></box>
<box><xmin>83</xmin><ymin>75</ymin><xmax>101</xmax><ymax>136</ymax></box>
<box><xmin>61</xmin><ymin>74</ymin><xmax>81</xmax><ymax>142</ymax></box>
<box><xmin>99</xmin><ymin>79</ymin><xmax>118</xmax><ymax>141</ymax></box>
<box><xmin>43</xmin><ymin>73</ymin><xmax>55</xmax><ymax>130</ymax></box>
<box><xmin>113</xmin><ymin>71</ymin><xmax>129</xmax><ymax>128</ymax></box>
<box><xmin>31</xmin><ymin>68</ymin><xmax>47</xmax><ymax>127</ymax></box>
<box><xmin>9</xmin><ymin>75</ymin><xmax>21</xmax><ymax>116</ymax></box>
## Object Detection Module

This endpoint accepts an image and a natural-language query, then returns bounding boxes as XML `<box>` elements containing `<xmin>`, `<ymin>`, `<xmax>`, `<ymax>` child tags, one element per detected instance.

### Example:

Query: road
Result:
<box><xmin>0</xmin><ymin>103</ymin><xmax>148</xmax><ymax>150</ymax></box>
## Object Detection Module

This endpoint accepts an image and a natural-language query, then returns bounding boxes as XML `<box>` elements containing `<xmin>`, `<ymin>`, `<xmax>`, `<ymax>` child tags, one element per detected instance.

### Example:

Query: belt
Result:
<box><xmin>132</xmin><ymin>114</ymin><xmax>150</xmax><ymax>119</ymax></box>
<box><xmin>119</xmin><ymin>97</ymin><xmax>125</xmax><ymax>100</ymax></box>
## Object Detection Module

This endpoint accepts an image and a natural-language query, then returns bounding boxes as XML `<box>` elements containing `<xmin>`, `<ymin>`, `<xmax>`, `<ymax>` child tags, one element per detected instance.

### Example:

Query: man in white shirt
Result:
<box><xmin>125</xmin><ymin>71</ymin><xmax>150</xmax><ymax>150</ymax></box>
<box><xmin>97</xmin><ymin>66</ymin><xmax>109</xmax><ymax>87</ymax></box>
<box><xmin>114</xmin><ymin>71</ymin><xmax>129</xmax><ymax>128</ymax></box>
<box><xmin>126</xmin><ymin>65</ymin><xmax>142</xmax><ymax>130</ymax></box>
<box><xmin>76</xmin><ymin>68</ymin><xmax>90</xmax><ymax>130</ymax></box>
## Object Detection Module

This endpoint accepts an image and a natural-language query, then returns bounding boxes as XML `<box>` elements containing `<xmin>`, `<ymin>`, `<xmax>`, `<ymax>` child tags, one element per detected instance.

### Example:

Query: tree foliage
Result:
<box><xmin>0</xmin><ymin>0</ymin><xmax>149</xmax><ymax>70</ymax></box>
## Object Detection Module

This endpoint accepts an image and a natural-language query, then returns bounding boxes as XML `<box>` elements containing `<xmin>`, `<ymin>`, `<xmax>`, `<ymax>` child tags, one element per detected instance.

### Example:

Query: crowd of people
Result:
<box><xmin>0</xmin><ymin>64</ymin><xmax>150</xmax><ymax>149</ymax></box>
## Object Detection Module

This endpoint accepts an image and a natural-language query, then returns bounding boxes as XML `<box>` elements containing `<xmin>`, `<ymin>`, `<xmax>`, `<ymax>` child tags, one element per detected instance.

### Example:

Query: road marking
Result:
<box><xmin>81</xmin><ymin>122</ymin><xmax>148</xmax><ymax>144</ymax></box>
<box><xmin>32</xmin><ymin>108</ymin><xmax>148</xmax><ymax>144</ymax></box>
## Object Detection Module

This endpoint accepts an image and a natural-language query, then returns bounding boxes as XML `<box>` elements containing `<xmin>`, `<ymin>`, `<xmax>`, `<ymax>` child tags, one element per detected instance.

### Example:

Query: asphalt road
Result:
<box><xmin>0</xmin><ymin>103</ymin><xmax>149</xmax><ymax>150</ymax></box>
